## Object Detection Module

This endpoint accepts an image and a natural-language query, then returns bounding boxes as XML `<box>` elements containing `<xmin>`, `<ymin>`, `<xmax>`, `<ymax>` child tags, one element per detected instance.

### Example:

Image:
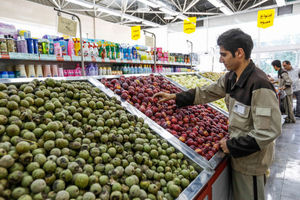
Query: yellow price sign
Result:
<box><xmin>257</xmin><ymin>9</ymin><xmax>275</xmax><ymax>29</ymax></box>
<box><xmin>131</xmin><ymin>26</ymin><xmax>141</xmax><ymax>40</ymax></box>
<box><xmin>184</xmin><ymin>17</ymin><xmax>196</xmax><ymax>34</ymax></box>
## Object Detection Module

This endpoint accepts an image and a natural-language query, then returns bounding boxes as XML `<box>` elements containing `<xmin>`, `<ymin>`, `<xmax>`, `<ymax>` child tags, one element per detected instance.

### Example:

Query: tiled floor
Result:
<box><xmin>265</xmin><ymin>119</ymin><xmax>300</xmax><ymax>200</ymax></box>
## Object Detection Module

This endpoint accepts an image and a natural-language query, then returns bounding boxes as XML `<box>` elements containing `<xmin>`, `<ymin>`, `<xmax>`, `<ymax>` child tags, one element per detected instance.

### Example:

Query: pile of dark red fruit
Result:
<box><xmin>101</xmin><ymin>75</ymin><xmax>229</xmax><ymax>160</ymax></box>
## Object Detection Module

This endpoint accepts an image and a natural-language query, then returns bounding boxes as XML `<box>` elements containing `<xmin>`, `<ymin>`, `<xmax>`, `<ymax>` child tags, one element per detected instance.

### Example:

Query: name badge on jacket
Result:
<box><xmin>234</xmin><ymin>103</ymin><xmax>246</xmax><ymax>115</ymax></box>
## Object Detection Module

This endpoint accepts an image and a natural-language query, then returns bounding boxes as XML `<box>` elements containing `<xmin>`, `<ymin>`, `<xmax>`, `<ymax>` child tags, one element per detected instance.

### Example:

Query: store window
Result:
<box><xmin>257</xmin><ymin>51</ymin><xmax>299</xmax><ymax>76</ymax></box>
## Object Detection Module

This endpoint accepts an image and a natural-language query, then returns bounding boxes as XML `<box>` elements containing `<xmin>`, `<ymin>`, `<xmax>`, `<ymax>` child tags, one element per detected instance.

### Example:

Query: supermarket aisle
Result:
<box><xmin>265</xmin><ymin>119</ymin><xmax>300</xmax><ymax>200</ymax></box>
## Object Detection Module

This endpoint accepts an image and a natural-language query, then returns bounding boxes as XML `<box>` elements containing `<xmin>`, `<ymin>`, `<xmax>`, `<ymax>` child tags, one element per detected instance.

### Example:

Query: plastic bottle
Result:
<box><xmin>83</xmin><ymin>42</ymin><xmax>89</xmax><ymax>57</ymax></box>
<box><xmin>67</xmin><ymin>39</ymin><xmax>75</xmax><ymax>56</ymax></box>
<box><xmin>43</xmin><ymin>65</ymin><xmax>52</xmax><ymax>77</ymax></box>
<box><xmin>32</xmin><ymin>39</ymin><xmax>39</xmax><ymax>54</ymax></box>
<box><xmin>89</xmin><ymin>43</ymin><xmax>94</xmax><ymax>57</ymax></box>
<box><xmin>8</xmin><ymin>71</ymin><xmax>15</xmax><ymax>78</ymax></box>
<box><xmin>93</xmin><ymin>43</ymin><xmax>98</xmax><ymax>57</ymax></box>
<box><xmin>59</xmin><ymin>38</ymin><xmax>68</xmax><ymax>56</ymax></box>
<box><xmin>63</xmin><ymin>69</ymin><xmax>68</xmax><ymax>77</ymax></box>
<box><xmin>1</xmin><ymin>71</ymin><xmax>9</xmax><ymax>79</ymax></box>
<box><xmin>26</xmin><ymin>64</ymin><xmax>36</xmax><ymax>77</ymax></box>
<box><xmin>35</xmin><ymin>64</ymin><xmax>43</xmax><ymax>77</ymax></box>
<box><xmin>16</xmin><ymin>36</ymin><xmax>28</xmax><ymax>53</ymax></box>
<box><xmin>52</xmin><ymin>65</ymin><xmax>58</xmax><ymax>77</ymax></box>
<box><xmin>0</xmin><ymin>35</ymin><xmax>8</xmax><ymax>54</ymax></box>
<box><xmin>26</xmin><ymin>38</ymin><xmax>34</xmax><ymax>54</ymax></box>
<box><xmin>42</xmin><ymin>39</ymin><xmax>49</xmax><ymax>54</ymax></box>
<box><xmin>58</xmin><ymin>68</ymin><xmax>64</xmax><ymax>77</ymax></box>
<box><xmin>6</xmin><ymin>35</ymin><xmax>16</xmax><ymax>53</ymax></box>
<box><xmin>17</xmin><ymin>64</ymin><xmax>27</xmax><ymax>78</ymax></box>
<box><xmin>54</xmin><ymin>43</ymin><xmax>62</xmax><ymax>57</ymax></box>
<box><xmin>49</xmin><ymin>40</ymin><xmax>54</xmax><ymax>55</ymax></box>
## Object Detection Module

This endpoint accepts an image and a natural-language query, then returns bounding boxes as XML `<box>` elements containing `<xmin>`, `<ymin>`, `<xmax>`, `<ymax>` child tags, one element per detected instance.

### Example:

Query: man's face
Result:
<box><xmin>282</xmin><ymin>62</ymin><xmax>291</xmax><ymax>70</ymax></box>
<box><xmin>219</xmin><ymin>46</ymin><xmax>240</xmax><ymax>71</ymax></box>
<box><xmin>273</xmin><ymin>65</ymin><xmax>279</xmax><ymax>71</ymax></box>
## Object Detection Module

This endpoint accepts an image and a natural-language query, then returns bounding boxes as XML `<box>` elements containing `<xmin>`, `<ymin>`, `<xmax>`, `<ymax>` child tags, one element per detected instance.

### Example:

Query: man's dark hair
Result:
<box><xmin>272</xmin><ymin>60</ymin><xmax>281</xmax><ymax>68</ymax></box>
<box><xmin>283</xmin><ymin>60</ymin><xmax>291</xmax><ymax>65</ymax></box>
<box><xmin>217</xmin><ymin>28</ymin><xmax>253</xmax><ymax>59</ymax></box>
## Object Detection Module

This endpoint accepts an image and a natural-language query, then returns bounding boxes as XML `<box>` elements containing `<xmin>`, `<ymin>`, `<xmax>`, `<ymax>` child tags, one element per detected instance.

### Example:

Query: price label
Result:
<box><xmin>184</xmin><ymin>17</ymin><xmax>196</xmax><ymax>34</ymax></box>
<box><xmin>40</xmin><ymin>54</ymin><xmax>56</xmax><ymax>61</ymax></box>
<box><xmin>1</xmin><ymin>54</ymin><xmax>10</xmax><ymax>59</ymax></box>
<box><xmin>116</xmin><ymin>59</ymin><xmax>121</xmax><ymax>63</ymax></box>
<box><xmin>63</xmin><ymin>55</ymin><xmax>71</xmax><ymax>61</ymax></box>
<box><xmin>104</xmin><ymin>58</ymin><xmax>110</xmax><ymax>62</ymax></box>
<box><xmin>31</xmin><ymin>54</ymin><xmax>39</xmax><ymax>60</ymax></box>
<box><xmin>56</xmin><ymin>56</ymin><xmax>64</xmax><ymax>61</ymax></box>
<box><xmin>257</xmin><ymin>9</ymin><xmax>275</xmax><ymax>29</ymax></box>
<box><xmin>72</xmin><ymin>56</ymin><xmax>81</xmax><ymax>61</ymax></box>
<box><xmin>110</xmin><ymin>60</ymin><xmax>116</xmax><ymax>63</ymax></box>
<box><xmin>8</xmin><ymin>52</ymin><xmax>19</xmax><ymax>59</ymax></box>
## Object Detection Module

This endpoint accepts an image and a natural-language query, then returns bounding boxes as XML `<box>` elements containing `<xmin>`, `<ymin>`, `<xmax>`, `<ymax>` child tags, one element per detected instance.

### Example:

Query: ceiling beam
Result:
<box><xmin>245</xmin><ymin>0</ymin><xmax>270</xmax><ymax>10</ymax></box>
<box><xmin>185</xmin><ymin>11</ymin><xmax>219</xmax><ymax>15</ymax></box>
<box><xmin>239</xmin><ymin>0</ymin><xmax>251</xmax><ymax>11</ymax></box>
<box><xmin>184</xmin><ymin>0</ymin><xmax>201</xmax><ymax>12</ymax></box>
<box><xmin>176</xmin><ymin>0</ymin><xmax>183</xmax><ymax>11</ymax></box>
<box><xmin>97</xmin><ymin>0</ymin><xmax>117</xmax><ymax>17</ymax></box>
<box><xmin>49</xmin><ymin>0</ymin><xmax>61</xmax><ymax>9</ymax></box>
<box><xmin>126</xmin><ymin>10</ymin><xmax>164</xmax><ymax>13</ymax></box>
<box><xmin>224</xmin><ymin>0</ymin><xmax>237</xmax><ymax>11</ymax></box>
<box><xmin>126</xmin><ymin>0</ymin><xmax>137</xmax><ymax>10</ymax></box>
<box><xmin>169</xmin><ymin>0</ymin><xmax>183</xmax><ymax>11</ymax></box>
<box><xmin>237</xmin><ymin>0</ymin><xmax>244</xmax><ymax>10</ymax></box>
<box><xmin>155</xmin><ymin>13</ymin><xmax>167</xmax><ymax>24</ymax></box>
<box><xmin>183</xmin><ymin>0</ymin><xmax>188</xmax><ymax>11</ymax></box>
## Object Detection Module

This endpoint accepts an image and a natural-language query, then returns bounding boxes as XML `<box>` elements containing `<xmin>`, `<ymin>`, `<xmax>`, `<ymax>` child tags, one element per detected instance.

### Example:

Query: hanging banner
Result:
<box><xmin>57</xmin><ymin>16</ymin><xmax>77</xmax><ymax>37</ymax></box>
<box><xmin>184</xmin><ymin>17</ymin><xmax>196</xmax><ymax>34</ymax></box>
<box><xmin>257</xmin><ymin>9</ymin><xmax>275</xmax><ymax>29</ymax></box>
<box><xmin>131</xmin><ymin>26</ymin><xmax>141</xmax><ymax>40</ymax></box>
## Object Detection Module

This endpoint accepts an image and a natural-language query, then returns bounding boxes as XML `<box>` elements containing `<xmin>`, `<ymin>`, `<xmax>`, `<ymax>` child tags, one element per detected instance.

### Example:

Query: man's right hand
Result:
<box><xmin>153</xmin><ymin>92</ymin><xmax>176</xmax><ymax>103</ymax></box>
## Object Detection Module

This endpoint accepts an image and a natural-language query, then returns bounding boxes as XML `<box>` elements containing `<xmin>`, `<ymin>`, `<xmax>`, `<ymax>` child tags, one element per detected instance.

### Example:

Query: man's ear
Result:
<box><xmin>235</xmin><ymin>48</ymin><xmax>245</xmax><ymax>58</ymax></box>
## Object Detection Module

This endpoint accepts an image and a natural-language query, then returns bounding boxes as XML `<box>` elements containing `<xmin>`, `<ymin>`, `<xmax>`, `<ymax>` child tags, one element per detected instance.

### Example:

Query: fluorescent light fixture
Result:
<box><xmin>276</xmin><ymin>0</ymin><xmax>286</xmax><ymax>6</ymax></box>
<box><xmin>123</xmin><ymin>15</ymin><xmax>143</xmax><ymax>22</ymax></box>
<box><xmin>177</xmin><ymin>14</ymin><xmax>189</xmax><ymax>21</ymax></box>
<box><xmin>65</xmin><ymin>0</ymin><xmax>94</xmax><ymax>8</ymax></box>
<box><xmin>97</xmin><ymin>7</ymin><xmax>120</xmax><ymax>16</ymax></box>
<box><xmin>137</xmin><ymin>0</ymin><xmax>160</xmax><ymax>8</ymax></box>
<box><xmin>154</xmin><ymin>0</ymin><xmax>168</xmax><ymax>7</ymax></box>
<box><xmin>159</xmin><ymin>7</ymin><xmax>177</xmax><ymax>16</ymax></box>
<box><xmin>207</xmin><ymin>0</ymin><xmax>223</xmax><ymax>8</ymax></box>
<box><xmin>164</xmin><ymin>14</ymin><xmax>174</xmax><ymax>20</ymax></box>
<box><xmin>220</xmin><ymin>6</ymin><xmax>233</xmax><ymax>15</ymax></box>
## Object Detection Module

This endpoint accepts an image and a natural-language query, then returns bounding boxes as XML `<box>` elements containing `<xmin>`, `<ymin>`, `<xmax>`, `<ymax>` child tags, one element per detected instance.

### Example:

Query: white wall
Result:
<box><xmin>0</xmin><ymin>0</ymin><xmax>131</xmax><ymax>43</ymax></box>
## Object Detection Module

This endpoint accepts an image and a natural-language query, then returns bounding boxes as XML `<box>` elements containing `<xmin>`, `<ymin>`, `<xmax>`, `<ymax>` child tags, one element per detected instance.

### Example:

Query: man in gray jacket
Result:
<box><xmin>154</xmin><ymin>29</ymin><xmax>281</xmax><ymax>200</ymax></box>
<box><xmin>283</xmin><ymin>60</ymin><xmax>300</xmax><ymax>118</ymax></box>
<box><xmin>272</xmin><ymin>60</ymin><xmax>295</xmax><ymax>123</ymax></box>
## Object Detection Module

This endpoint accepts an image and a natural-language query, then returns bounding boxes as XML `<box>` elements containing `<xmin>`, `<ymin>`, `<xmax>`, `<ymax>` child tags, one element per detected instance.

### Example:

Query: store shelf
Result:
<box><xmin>0</xmin><ymin>53</ymin><xmax>194</xmax><ymax>66</ymax></box>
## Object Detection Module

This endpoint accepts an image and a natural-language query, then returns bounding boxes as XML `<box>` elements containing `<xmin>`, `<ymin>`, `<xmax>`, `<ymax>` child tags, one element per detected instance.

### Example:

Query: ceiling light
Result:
<box><xmin>159</xmin><ymin>7</ymin><xmax>177</xmax><ymax>16</ymax></box>
<box><xmin>65</xmin><ymin>0</ymin><xmax>94</xmax><ymax>8</ymax></box>
<box><xmin>207</xmin><ymin>0</ymin><xmax>223</xmax><ymax>8</ymax></box>
<box><xmin>164</xmin><ymin>14</ymin><xmax>174</xmax><ymax>20</ymax></box>
<box><xmin>137</xmin><ymin>0</ymin><xmax>160</xmax><ymax>8</ymax></box>
<box><xmin>97</xmin><ymin>7</ymin><xmax>120</xmax><ymax>16</ymax></box>
<box><xmin>276</xmin><ymin>0</ymin><xmax>286</xmax><ymax>6</ymax></box>
<box><xmin>220</xmin><ymin>6</ymin><xmax>233</xmax><ymax>15</ymax></box>
<box><xmin>177</xmin><ymin>14</ymin><xmax>189</xmax><ymax>21</ymax></box>
<box><xmin>123</xmin><ymin>15</ymin><xmax>143</xmax><ymax>22</ymax></box>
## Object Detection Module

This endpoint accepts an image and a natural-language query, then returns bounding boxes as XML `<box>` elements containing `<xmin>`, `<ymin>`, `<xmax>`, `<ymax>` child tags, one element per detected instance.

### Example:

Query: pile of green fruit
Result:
<box><xmin>199</xmin><ymin>72</ymin><xmax>225</xmax><ymax>82</ymax></box>
<box><xmin>0</xmin><ymin>79</ymin><xmax>199</xmax><ymax>200</ymax></box>
<box><xmin>169</xmin><ymin>75</ymin><xmax>228</xmax><ymax>112</ymax></box>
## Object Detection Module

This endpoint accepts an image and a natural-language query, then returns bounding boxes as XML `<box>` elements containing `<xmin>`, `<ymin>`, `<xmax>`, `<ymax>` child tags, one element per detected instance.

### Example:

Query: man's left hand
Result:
<box><xmin>220</xmin><ymin>138</ymin><xmax>230</xmax><ymax>154</ymax></box>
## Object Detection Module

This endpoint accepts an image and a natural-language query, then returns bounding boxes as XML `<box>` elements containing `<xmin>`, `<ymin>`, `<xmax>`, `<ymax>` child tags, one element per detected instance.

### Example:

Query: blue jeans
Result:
<box><xmin>294</xmin><ymin>90</ymin><xmax>300</xmax><ymax>116</ymax></box>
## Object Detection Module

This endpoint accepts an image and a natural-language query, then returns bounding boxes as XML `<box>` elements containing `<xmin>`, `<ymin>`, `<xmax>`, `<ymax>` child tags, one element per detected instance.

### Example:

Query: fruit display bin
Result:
<box><xmin>96</xmin><ymin>74</ymin><xmax>229</xmax><ymax>170</ymax></box>
<box><xmin>0</xmin><ymin>77</ymin><xmax>214</xmax><ymax>200</ymax></box>
<box><xmin>165</xmin><ymin>73</ymin><xmax>229</xmax><ymax>115</ymax></box>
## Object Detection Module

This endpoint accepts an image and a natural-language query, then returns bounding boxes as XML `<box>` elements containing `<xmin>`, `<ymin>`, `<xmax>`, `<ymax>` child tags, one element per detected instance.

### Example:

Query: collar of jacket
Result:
<box><xmin>277</xmin><ymin>68</ymin><xmax>285</xmax><ymax>78</ymax></box>
<box><xmin>228</xmin><ymin>59</ymin><xmax>255</xmax><ymax>89</ymax></box>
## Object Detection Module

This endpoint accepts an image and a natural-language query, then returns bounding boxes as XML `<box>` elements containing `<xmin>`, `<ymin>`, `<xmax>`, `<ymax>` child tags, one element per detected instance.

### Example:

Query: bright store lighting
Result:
<box><xmin>65</xmin><ymin>0</ymin><xmax>94</xmax><ymax>8</ymax></box>
<box><xmin>276</xmin><ymin>0</ymin><xmax>286</xmax><ymax>6</ymax></box>
<box><xmin>220</xmin><ymin>6</ymin><xmax>233</xmax><ymax>15</ymax></box>
<box><xmin>137</xmin><ymin>0</ymin><xmax>160</xmax><ymax>8</ymax></box>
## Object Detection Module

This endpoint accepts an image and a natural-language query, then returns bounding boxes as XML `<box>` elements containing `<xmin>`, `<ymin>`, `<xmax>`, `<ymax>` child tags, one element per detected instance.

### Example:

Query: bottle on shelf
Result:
<box><xmin>35</xmin><ymin>64</ymin><xmax>43</xmax><ymax>77</ymax></box>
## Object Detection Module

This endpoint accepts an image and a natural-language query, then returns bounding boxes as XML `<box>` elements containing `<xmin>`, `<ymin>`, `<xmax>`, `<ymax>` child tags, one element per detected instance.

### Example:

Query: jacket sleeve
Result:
<box><xmin>175</xmin><ymin>75</ymin><xmax>226</xmax><ymax>107</ymax></box>
<box><xmin>227</xmin><ymin>88</ymin><xmax>281</xmax><ymax>158</ymax></box>
<box><xmin>282</xmin><ymin>72</ymin><xmax>293</xmax><ymax>87</ymax></box>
